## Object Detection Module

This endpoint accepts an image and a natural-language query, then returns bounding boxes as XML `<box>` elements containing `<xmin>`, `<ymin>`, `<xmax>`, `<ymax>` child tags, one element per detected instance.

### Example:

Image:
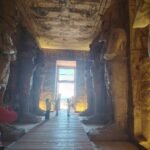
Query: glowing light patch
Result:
<box><xmin>75</xmin><ymin>101</ymin><xmax>88</xmax><ymax>112</ymax></box>
<box><xmin>39</xmin><ymin>91</ymin><xmax>55</xmax><ymax>111</ymax></box>
<box><xmin>139</xmin><ymin>141</ymin><xmax>150</xmax><ymax>149</ymax></box>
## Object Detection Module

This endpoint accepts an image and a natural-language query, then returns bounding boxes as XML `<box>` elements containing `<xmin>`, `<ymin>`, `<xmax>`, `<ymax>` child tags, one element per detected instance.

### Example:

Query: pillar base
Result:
<box><xmin>18</xmin><ymin>113</ymin><xmax>42</xmax><ymax>124</ymax></box>
<box><xmin>82</xmin><ymin>115</ymin><xmax>108</xmax><ymax>125</ymax></box>
<box><xmin>33</xmin><ymin>109</ymin><xmax>45</xmax><ymax>116</ymax></box>
<box><xmin>87</xmin><ymin>124</ymin><xmax>129</xmax><ymax>141</ymax></box>
<box><xmin>80</xmin><ymin>109</ymin><xmax>93</xmax><ymax>116</ymax></box>
<box><xmin>0</xmin><ymin>124</ymin><xmax>25</xmax><ymax>142</ymax></box>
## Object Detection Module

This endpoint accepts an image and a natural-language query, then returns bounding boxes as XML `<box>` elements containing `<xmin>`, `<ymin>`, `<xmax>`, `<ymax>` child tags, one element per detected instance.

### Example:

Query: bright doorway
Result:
<box><xmin>56</xmin><ymin>60</ymin><xmax>76</xmax><ymax>109</ymax></box>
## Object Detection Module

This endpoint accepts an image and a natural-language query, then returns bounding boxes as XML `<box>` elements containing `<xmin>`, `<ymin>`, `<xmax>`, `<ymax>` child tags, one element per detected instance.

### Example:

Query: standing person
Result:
<box><xmin>55</xmin><ymin>94</ymin><xmax>61</xmax><ymax>116</ymax></box>
<box><xmin>67</xmin><ymin>98</ymin><xmax>71</xmax><ymax>117</ymax></box>
<box><xmin>71</xmin><ymin>96</ymin><xmax>75</xmax><ymax>111</ymax></box>
<box><xmin>45</xmin><ymin>98</ymin><xmax>51</xmax><ymax>120</ymax></box>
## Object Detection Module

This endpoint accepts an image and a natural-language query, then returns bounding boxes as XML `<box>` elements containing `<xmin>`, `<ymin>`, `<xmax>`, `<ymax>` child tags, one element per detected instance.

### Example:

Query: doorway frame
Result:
<box><xmin>56</xmin><ymin>66</ymin><xmax>76</xmax><ymax>102</ymax></box>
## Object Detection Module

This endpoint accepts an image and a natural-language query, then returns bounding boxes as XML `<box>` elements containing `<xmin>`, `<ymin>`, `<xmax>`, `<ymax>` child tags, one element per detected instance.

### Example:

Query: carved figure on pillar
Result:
<box><xmin>80</xmin><ymin>60</ymin><xmax>95</xmax><ymax>116</ymax></box>
<box><xmin>0</xmin><ymin>0</ymin><xmax>27</xmax><ymax>142</ymax></box>
<box><xmin>101</xmin><ymin>0</ymin><xmax>129</xmax><ymax>130</ymax></box>
<box><xmin>87</xmin><ymin>1</ymin><xmax>129</xmax><ymax>141</ymax></box>
<box><xmin>16</xmin><ymin>26</ymin><xmax>40</xmax><ymax>123</ymax></box>
<box><xmin>104</xmin><ymin>28</ymin><xmax>128</xmax><ymax>130</ymax></box>
<box><xmin>30</xmin><ymin>51</ymin><xmax>45</xmax><ymax>114</ymax></box>
<box><xmin>0</xmin><ymin>0</ymin><xmax>18</xmax><ymax>104</ymax></box>
<box><xmin>83</xmin><ymin>41</ymin><xmax>108</xmax><ymax>124</ymax></box>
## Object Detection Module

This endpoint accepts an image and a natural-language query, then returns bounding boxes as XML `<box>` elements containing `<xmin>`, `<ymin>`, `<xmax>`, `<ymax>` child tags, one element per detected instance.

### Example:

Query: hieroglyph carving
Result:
<box><xmin>133</xmin><ymin>0</ymin><xmax>150</xmax><ymax>56</ymax></box>
<box><xmin>104</xmin><ymin>28</ymin><xmax>128</xmax><ymax>130</ymax></box>
<box><xmin>133</xmin><ymin>0</ymin><xmax>150</xmax><ymax>28</ymax></box>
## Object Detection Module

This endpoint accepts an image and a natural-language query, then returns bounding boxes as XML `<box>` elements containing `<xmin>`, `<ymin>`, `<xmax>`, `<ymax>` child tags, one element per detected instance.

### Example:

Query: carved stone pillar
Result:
<box><xmin>16</xmin><ymin>27</ymin><xmax>37</xmax><ymax>117</ymax></box>
<box><xmin>76</xmin><ymin>60</ymin><xmax>87</xmax><ymax>110</ymax></box>
<box><xmin>92</xmin><ymin>41</ymin><xmax>107</xmax><ymax>121</ymax></box>
<box><xmin>3</xmin><ymin>57</ymin><xmax>18</xmax><ymax>106</ymax></box>
<box><xmin>30</xmin><ymin>51</ymin><xmax>45</xmax><ymax>114</ymax></box>
<box><xmin>83</xmin><ymin>41</ymin><xmax>108</xmax><ymax>124</ymax></box>
<box><xmin>80</xmin><ymin>61</ymin><xmax>95</xmax><ymax>116</ymax></box>
<box><xmin>17</xmin><ymin>53</ymin><xmax>35</xmax><ymax>116</ymax></box>
<box><xmin>0</xmin><ymin>54</ymin><xmax>10</xmax><ymax>104</ymax></box>
<box><xmin>0</xmin><ymin>0</ymin><xmax>18</xmax><ymax>105</ymax></box>
<box><xmin>104</xmin><ymin>28</ymin><xmax>128</xmax><ymax>130</ymax></box>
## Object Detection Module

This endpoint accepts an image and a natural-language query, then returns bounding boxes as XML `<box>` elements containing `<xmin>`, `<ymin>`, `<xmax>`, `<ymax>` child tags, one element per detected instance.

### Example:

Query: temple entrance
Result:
<box><xmin>56</xmin><ymin>60</ymin><xmax>76</xmax><ymax>110</ymax></box>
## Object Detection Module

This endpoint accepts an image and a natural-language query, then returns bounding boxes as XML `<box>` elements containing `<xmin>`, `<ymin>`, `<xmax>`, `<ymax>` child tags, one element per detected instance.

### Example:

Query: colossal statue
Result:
<box><xmin>102</xmin><ymin>0</ymin><xmax>129</xmax><ymax>130</ymax></box>
<box><xmin>82</xmin><ymin>41</ymin><xmax>108</xmax><ymax>124</ymax></box>
<box><xmin>0</xmin><ymin>0</ymin><xmax>18</xmax><ymax>104</ymax></box>
<box><xmin>104</xmin><ymin>28</ymin><xmax>128</xmax><ymax>130</ymax></box>
<box><xmin>87</xmin><ymin>1</ymin><xmax>129</xmax><ymax>141</ymax></box>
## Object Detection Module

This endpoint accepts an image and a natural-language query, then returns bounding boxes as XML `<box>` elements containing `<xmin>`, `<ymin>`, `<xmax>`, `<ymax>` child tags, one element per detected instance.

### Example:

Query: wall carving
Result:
<box><xmin>0</xmin><ymin>0</ymin><xmax>18</xmax><ymax>104</ymax></box>
<box><xmin>16</xmin><ymin>0</ymin><xmax>111</xmax><ymax>50</ymax></box>
<box><xmin>100</xmin><ymin>0</ymin><xmax>129</xmax><ymax>130</ymax></box>
<box><xmin>139</xmin><ymin>58</ymin><xmax>150</xmax><ymax>148</ymax></box>
<box><xmin>129</xmin><ymin>0</ymin><xmax>150</xmax><ymax>148</ymax></box>
<box><xmin>133</xmin><ymin>0</ymin><xmax>150</xmax><ymax>56</ymax></box>
<box><xmin>104</xmin><ymin>28</ymin><xmax>128</xmax><ymax>130</ymax></box>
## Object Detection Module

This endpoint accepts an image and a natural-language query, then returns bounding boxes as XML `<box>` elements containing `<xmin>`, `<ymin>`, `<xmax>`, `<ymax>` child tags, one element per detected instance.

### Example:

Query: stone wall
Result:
<box><xmin>128</xmin><ymin>0</ymin><xmax>150</xmax><ymax>148</ymax></box>
<box><xmin>39</xmin><ymin>58</ymin><xmax>56</xmax><ymax>109</ymax></box>
<box><xmin>42</xmin><ymin>50</ymin><xmax>89</xmax><ymax>111</ymax></box>
<box><xmin>140</xmin><ymin>59</ymin><xmax>150</xmax><ymax>142</ymax></box>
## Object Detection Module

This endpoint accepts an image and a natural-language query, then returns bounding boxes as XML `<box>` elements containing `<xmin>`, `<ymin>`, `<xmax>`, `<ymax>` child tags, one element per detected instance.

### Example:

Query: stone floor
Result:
<box><xmin>80</xmin><ymin>118</ymin><xmax>139</xmax><ymax>150</ymax></box>
<box><xmin>93</xmin><ymin>142</ymin><xmax>138</xmax><ymax>150</ymax></box>
<box><xmin>7</xmin><ymin>110</ymin><xmax>94</xmax><ymax>150</ymax></box>
<box><xmin>6</xmin><ymin>111</ymin><xmax>139</xmax><ymax>150</ymax></box>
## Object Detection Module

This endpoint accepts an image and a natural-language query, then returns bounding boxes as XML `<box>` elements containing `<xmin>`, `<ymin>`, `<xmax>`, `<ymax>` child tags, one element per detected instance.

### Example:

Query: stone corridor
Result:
<box><xmin>0</xmin><ymin>0</ymin><xmax>150</xmax><ymax>149</ymax></box>
<box><xmin>7</xmin><ymin>111</ymin><xmax>94</xmax><ymax>150</ymax></box>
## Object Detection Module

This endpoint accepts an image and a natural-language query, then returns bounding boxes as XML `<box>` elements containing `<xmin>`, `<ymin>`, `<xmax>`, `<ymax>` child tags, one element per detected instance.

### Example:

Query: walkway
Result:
<box><xmin>8</xmin><ymin>111</ymin><xmax>94</xmax><ymax>150</ymax></box>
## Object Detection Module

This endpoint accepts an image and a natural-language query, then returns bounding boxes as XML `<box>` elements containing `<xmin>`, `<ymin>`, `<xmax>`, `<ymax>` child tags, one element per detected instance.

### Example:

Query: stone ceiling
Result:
<box><xmin>17</xmin><ymin>0</ymin><xmax>111</xmax><ymax>51</ymax></box>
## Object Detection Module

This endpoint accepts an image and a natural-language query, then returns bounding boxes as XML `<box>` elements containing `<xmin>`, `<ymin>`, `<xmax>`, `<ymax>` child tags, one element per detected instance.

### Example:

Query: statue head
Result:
<box><xmin>100</xmin><ymin>0</ymin><xmax>127</xmax><ymax>42</ymax></box>
<box><xmin>104</xmin><ymin>28</ymin><xmax>127</xmax><ymax>60</ymax></box>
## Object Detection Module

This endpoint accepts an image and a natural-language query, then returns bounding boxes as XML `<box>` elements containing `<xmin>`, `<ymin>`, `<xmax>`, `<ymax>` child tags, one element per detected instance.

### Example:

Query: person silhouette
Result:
<box><xmin>67</xmin><ymin>98</ymin><xmax>71</xmax><ymax>117</ymax></box>
<box><xmin>55</xmin><ymin>94</ymin><xmax>61</xmax><ymax>116</ymax></box>
<box><xmin>45</xmin><ymin>98</ymin><xmax>51</xmax><ymax>120</ymax></box>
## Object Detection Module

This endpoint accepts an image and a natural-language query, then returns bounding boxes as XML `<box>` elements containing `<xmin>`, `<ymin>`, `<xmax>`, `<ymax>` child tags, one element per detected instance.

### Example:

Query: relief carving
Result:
<box><xmin>139</xmin><ymin>58</ymin><xmax>150</xmax><ymax>142</ymax></box>
<box><xmin>104</xmin><ymin>28</ymin><xmax>128</xmax><ymax>130</ymax></box>
<box><xmin>0</xmin><ymin>0</ymin><xmax>18</xmax><ymax>104</ymax></box>
<box><xmin>100</xmin><ymin>0</ymin><xmax>129</xmax><ymax>130</ymax></box>
<box><xmin>133</xmin><ymin>0</ymin><xmax>150</xmax><ymax>28</ymax></box>
<box><xmin>133</xmin><ymin>0</ymin><xmax>150</xmax><ymax>56</ymax></box>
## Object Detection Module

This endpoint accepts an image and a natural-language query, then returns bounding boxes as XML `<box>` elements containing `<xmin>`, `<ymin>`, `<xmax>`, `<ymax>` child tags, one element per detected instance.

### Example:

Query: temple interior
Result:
<box><xmin>0</xmin><ymin>0</ymin><xmax>150</xmax><ymax>149</ymax></box>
